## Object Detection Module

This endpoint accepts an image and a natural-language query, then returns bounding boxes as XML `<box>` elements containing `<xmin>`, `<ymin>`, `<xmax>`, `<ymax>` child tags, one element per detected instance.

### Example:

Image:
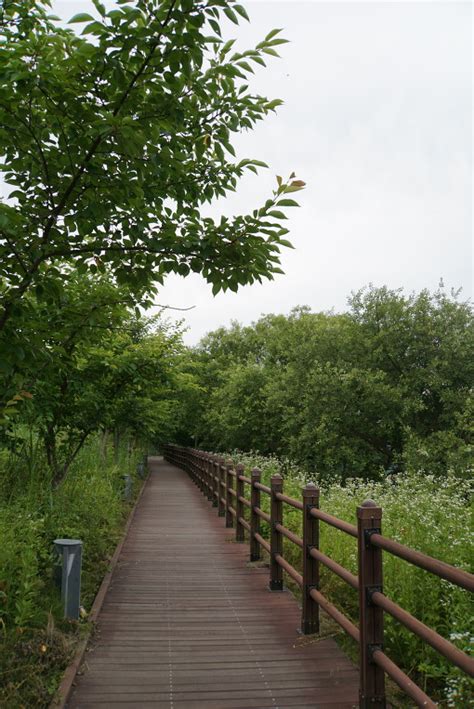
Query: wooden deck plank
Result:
<box><xmin>69</xmin><ymin>458</ymin><xmax>358</xmax><ymax>708</ymax></box>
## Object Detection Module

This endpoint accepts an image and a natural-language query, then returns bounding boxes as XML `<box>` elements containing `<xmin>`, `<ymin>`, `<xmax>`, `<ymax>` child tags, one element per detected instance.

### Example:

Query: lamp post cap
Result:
<box><xmin>54</xmin><ymin>538</ymin><xmax>82</xmax><ymax>546</ymax></box>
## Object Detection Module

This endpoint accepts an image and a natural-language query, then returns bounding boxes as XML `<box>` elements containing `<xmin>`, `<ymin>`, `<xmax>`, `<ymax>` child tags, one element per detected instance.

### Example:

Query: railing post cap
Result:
<box><xmin>251</xmin><ymin>467</ymin><xmax>261</xmax><ymax>477</ymax></box>
<box><xmin>236</xmin><ymin>462</ymin><xmax>245</xmax><ymax>471</ymax></box>
<box><xmin>357</xmin><ymin>499</ymin><xmax>382</xmax><ymax>519</ymax></box>
<box><xmin>302</xmin><ymin>482</ymin><xmax>319</xmax><ymax>497</ymax></box>
<box><xmin>270</xmin><ymin>473</ymin><xmax>283</xmax><ymax>485</ymax></box>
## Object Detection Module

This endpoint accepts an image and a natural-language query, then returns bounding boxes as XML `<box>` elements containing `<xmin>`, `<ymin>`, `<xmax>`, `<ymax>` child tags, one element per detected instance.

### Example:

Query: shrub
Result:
<box><xmin>0</xmin><ymin>438</ymin><xmax>144</xmax><ymax>707</ymax></box>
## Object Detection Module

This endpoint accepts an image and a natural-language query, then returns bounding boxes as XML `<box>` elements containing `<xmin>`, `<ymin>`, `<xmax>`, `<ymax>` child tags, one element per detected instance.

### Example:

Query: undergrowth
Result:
<box><xmin>229</xmin><ymin>451</ymin><xmax>473</xmax><ymax>708</ymax></box>
<box><xmin>0</xmin><ymin>438</ymin><xmax>145</xmax><ymax>708</ymax></box>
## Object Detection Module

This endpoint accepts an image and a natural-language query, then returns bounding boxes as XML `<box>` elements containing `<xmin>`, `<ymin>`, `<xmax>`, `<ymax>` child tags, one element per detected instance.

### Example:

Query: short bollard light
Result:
<box><xmin>53</xmin><ymin>539</ymin><xmax>83</xmax><ymax>620</ymax></box>
<box><xmin>136</xmin><ymin>461</ymin><xmax>145</xmax><ymax>478</ymax></box>
<box><xmin>122</xmin><ymin>473</ymin><xmax>132</xmax><ymax>500</ymax></box>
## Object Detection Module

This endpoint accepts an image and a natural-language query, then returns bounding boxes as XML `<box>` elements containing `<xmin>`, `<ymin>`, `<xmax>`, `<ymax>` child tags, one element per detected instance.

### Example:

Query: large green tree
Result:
<box><xmin>183</xmin><ymin>287</ymin><xmax>473</xmax><ymax>480</ymax></box>
<box><xmin>0</xmin><ymin>0</ymin><xmax>302</xmax><ymax>353</ymax></box>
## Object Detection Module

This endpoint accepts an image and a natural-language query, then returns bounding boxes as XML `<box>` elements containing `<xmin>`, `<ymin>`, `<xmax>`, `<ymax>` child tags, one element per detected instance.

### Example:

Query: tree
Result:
<box><xmin>0</xmin><ymin>0</ymin><xmax>303</xmax><ymax>352</ymax></box>
<box><xmin>1</xmin><ymin>273</ymin><xmax>196</xmax><ymax>485</ymax></box>
<box><xmin>182</xmin><ymin>287</ymin><xmax>473</xmax><ymax>480</ymax></box>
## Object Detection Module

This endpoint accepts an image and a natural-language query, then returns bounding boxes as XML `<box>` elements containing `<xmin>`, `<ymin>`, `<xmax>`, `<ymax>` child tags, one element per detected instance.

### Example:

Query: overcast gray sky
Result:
<box><xmin>51</xmin><ymin>2</ymin><xmax>474</xmax><ymax>342</ymax></box>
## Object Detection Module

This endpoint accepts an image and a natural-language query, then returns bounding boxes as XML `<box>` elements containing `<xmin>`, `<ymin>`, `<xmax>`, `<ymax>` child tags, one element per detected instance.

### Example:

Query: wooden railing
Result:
<box><xmin>163</xmin><ymin>444</ymin><xmax>474</xmax><ymax>709</ymax></box>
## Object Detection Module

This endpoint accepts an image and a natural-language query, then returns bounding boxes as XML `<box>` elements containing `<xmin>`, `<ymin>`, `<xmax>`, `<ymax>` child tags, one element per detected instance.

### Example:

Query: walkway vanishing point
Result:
<box><xmin>69</xmin><ymin>457</ymin><xmax>359</xmax><ymax>708</ymax></box>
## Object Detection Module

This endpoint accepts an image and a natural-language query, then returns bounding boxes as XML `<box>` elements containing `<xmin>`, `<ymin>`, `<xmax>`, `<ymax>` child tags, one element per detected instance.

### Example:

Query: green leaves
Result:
<box><xmin>223</xmin><ymin>7</ymin><xmax>239</xmax><ymax>25</ymax></box>
<box><xmin>234</xmin><ymin>5</ymin><xmax>250</xmax><ymax>22</ymax></box>
<box><xmin>0</xmin><ymin>0</ymin><xmax>300</xmax><ymax>365</ymax></box>
<box><xmin>69</xmin><ymin>12</ymin><xmax>95</xmax><ymax>23</ymax></box>
<box><xmin>276</xmin><ymin>199</ymin><xmax>299</xmax><ymax>207</ymax></box>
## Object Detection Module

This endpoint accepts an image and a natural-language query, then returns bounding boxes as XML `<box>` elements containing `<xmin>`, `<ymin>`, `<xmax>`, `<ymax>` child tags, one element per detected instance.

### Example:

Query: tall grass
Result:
<box><xmin>0</xmin><ymin>436</ymin><xmax>145</xmax><ymax>707</ymax></box>
<box><xmin>232</xmin><ymin>452</ymin><xmax>473</xmax><ymax>708</ymax></box>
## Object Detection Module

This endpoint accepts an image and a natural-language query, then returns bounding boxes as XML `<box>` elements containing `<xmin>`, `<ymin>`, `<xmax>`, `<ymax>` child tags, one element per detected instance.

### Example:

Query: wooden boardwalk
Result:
<box><xmin>69</xmin><ymin>458</ymin><xmax>358</xmax><ymax>708</ymax></box>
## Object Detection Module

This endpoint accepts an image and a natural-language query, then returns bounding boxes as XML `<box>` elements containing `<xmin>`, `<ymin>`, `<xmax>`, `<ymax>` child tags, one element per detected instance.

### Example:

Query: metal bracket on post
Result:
<box><xmin>54</xmin><ymin>539</ymin><xmax>83</xmax><ymax>620</ymax></box>
<box><xmin>368</xmin><ymin>644</ymin><xmax>384</xmax><ymax>663</ymax></box>
<box><xmin>366</xmin><ymin>585</ymin><xmax>383</xmax><ymax>605</ymax></box>
<box><xmin>364</xmin><ymin>527</ymin><xmax>381</xmax><ymax>548</ymax></box>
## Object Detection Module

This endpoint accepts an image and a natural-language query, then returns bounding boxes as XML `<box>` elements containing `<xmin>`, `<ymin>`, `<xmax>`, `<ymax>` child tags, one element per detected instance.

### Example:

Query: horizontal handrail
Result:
<box><xmin>275</xmin><ymin>491</ymin><xmax>304</xmax><ymax>510</ymax></box>
<box><xmin>309</xmin><ymin>587</ymin><xmax>360</xmax><ymax>643</ymax></box>
<box><xmin>310</xmin><ymin>507</ymin><xmax>358</xmax><ymax>538</ymax></box>
<box><xmin>254</xmin><ymin>506</ymin><xmax>270</xmax><ymax>523</ymax></box>
<box><xmin>372</xmin><ymin>649</ymin><xmax>436</xmax><ymax>709</ymax></box>
<box><xmin>254</xmin><ymin>532</ymin><xmax>270</xmax><ymax>554</ymax></box>
<box><xmin>371</xmin><ymin>590</ymin><xmax>474</xmax><ymax>676</ymax></box>
<box><xmin>238</xmin><ymin>474</ymin><xmax>252</xmax><ymax>485</ymax></box>
<box><xmin>275</xmin><ymin>522</ymin><xmax>303</xmax><ymax>549</ymax></box>
<box><xmin>254</xmin><ymin>481</ymin><xmax>271</xmax><ymax>494</ymax></box>
<box><xmin>275</xmin><ymin>553</ymin><xmax>302</xmax><ymax>586</ymax></box>
<box><xmin>309</xmin><ymin>547</ymin><xmax>358</xmax><ymax>590</ymax></box>
<box><xmin>239</xmin><ymin>516</ymin><xmax>251</xmax><ymax>532</ymax></box>
<box><xmin>370</xmin><ymin>533</ymin><xmax>474</xmax><ymax>592</ymax></box>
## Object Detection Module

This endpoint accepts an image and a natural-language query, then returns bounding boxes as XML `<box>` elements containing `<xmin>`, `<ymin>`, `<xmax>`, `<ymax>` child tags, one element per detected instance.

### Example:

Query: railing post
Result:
<box><xmin>250</xmin><ymin>468</ymin><xmax>261</xmax><ymax>561</ymax></box>
<box><xmin>205</xmin><ymin>453</ymin><xmax>213</xmax><ymax>503</ymax></box>
<box><xmin>269</xmin><ymin>474</ymin><xmax>283</xmax><ymax>591</ymax></box>
<box><xmin>235</xmin><ymin>463</ymin><xmax>245</xmax><ymax>542</ymax></box>
<box><xmin>210</xmin><ymin>455</ymin><xmax>218</xmax><ymax>507</ymax></box>
<box><xmin>302</xmin><ymin>482</ymin><xmax>320</xmax><ymax>634</ymax></box>
<box><xmin>189</xmin><ymin>449</ymin><xmax>194</xmax><ymax>483</ymax></box>
<box><xmin>200</xmin><ymin>452</ymin><xmax>205</xmax><ymax>493</ymax></box>
<box><xmin>217</xmin><ymin>457</ymin><xmax>225</xmax><ymax>517</ymax></box>
<box><xmin>225</xmin><ymin>460</ymin><xmax>234</xmax><ymax>528</ymax></box>
<box><xmin>357</xmin><ymin>500</ymin><xmax>385</xmax><ymax>709</ymax></box>
<box><xmin>198</xmin><ymin>451</ymin><xmax>204</xmax><ymax>492</ymax></box>
<box><xmin>201</xmin><ymin>452</ymin><xmax>207</xmax><ymax>495</ymax></box>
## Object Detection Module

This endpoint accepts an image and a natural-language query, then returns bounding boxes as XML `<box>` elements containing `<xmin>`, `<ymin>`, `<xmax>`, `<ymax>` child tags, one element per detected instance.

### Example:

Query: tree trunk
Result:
<box><xmin>113</xmin><ymin>428</ymin><xmax>120</xmax><ymax>465</ymax></box>
<box><xmin>100</xmin><ymin>429</ymin><xmax>109</xmax><ymax>463</ymax></box>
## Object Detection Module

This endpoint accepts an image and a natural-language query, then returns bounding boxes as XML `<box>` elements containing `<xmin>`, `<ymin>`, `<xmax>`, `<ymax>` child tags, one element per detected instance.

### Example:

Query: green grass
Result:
<box><xmin>230</xmin><ymin>452</ymin><xmax>473</xmax><ymax>708</ymax></box>
<box><xmin>0</xmin><ymin>438</ymin><xmax>145</xmax><ymax>708</ymax></box>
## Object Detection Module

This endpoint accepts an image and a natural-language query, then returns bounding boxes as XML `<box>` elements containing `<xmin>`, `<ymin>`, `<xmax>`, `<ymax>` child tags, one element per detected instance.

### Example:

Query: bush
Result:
<box><xmin>0</xmin><ymin>438</ymin><xmax>144</xmax><ymax>707</ymax></box>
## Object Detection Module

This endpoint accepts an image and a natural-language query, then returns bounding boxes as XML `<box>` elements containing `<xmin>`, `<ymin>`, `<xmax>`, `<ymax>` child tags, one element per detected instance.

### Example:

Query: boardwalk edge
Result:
<box><xmin>49</xmin><ymin>467</ymin><xmax>151</xmax><ymax>709</ymax></box>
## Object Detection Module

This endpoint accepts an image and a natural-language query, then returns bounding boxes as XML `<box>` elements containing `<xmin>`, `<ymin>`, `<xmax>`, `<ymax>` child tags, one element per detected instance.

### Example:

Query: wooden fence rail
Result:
<box><xmin>163</xmin><ymin>444</ymin><xmax>474</xmax><ymax>709</ymax></box>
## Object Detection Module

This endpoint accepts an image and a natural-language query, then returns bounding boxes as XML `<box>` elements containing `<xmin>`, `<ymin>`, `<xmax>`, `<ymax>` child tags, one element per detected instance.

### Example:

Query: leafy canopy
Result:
<box><xmin>181</xmin><ymin>287</ymin><xmax>473</xmax><ymax>480</ymax></box>
<box><xmin>0</xmin><ymin>0</ymin><xmax>304</xmax><ymax>336</ymax></box>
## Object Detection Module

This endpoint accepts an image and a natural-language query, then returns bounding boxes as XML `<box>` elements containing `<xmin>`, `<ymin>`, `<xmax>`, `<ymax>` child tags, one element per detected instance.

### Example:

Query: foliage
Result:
<box><xmin>184</xmin><ymin>287</ymin><xmax>473</xmax><ymax>481</ymax></box>
<box><xmin>0</xmin><ymin>437</ymin><xmax>141</xmax><ymax>707</ymax></box>
<box><xmin>0</xmin><ymin>272</ymin><xmax>196</xmax><ymax>485</ymax></box>
<box><xmin>0</xmin><ymin>0</ymin><xmax>303</xmax><ymax>355</ymax></box>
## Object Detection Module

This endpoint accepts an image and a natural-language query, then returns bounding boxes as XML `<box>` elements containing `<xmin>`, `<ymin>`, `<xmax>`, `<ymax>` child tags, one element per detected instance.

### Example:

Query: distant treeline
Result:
<box><xmin>177</xmin><ymin>286</ymin><xmax>473</xmax><ymax>481</ymax></box>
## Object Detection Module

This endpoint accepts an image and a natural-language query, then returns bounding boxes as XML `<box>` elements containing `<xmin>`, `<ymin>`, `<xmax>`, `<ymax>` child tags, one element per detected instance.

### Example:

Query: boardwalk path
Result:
<box><xmin>69</xmin><ymin>458</ymin><xmax>358</xmax><ymax>708</ymax></box>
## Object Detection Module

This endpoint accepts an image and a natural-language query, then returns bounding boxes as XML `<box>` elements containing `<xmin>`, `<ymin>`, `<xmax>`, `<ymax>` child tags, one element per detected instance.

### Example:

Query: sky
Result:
<box><xmin>37</xmin><ymin>2</ymin><xmax>474</xmax><ymax>341</ymax></box>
